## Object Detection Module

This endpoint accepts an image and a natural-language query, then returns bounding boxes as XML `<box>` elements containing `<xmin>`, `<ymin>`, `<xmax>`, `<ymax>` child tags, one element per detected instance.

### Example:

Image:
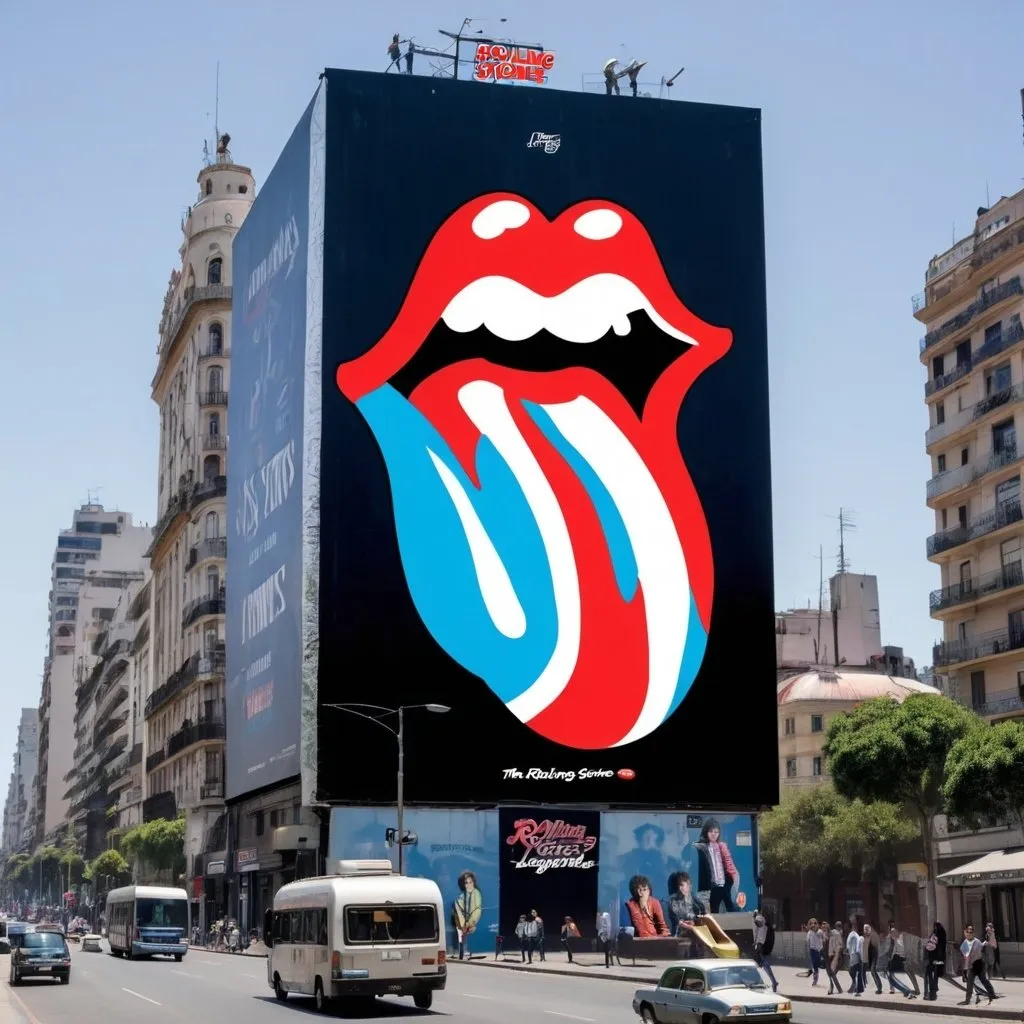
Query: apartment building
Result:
<box><xmin>64</xmin><ymin>573</ymin><xmax>146</xmax><ymax>858</ymax></box>
<box><xmin>35</xmin><ymin>505</ymin><xmax>151</xmax><ymax>843</ymax></box>
<box><xmin>144</xmin><ymin>134</ymin><xmax>253</xmax><ymax>876</ymax></box>
<box><xmin>1</xmin><ymin>709</ymin><xmax>38</xmax><ymax>854</ymax></box>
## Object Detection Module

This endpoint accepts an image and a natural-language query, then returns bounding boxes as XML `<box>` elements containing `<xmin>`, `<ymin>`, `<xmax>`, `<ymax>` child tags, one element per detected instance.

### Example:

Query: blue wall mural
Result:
<box><xmin>598</xmin><ymin>812</ymin><xmax>755</xmax><ymax>929</ymax></box>
<box><xmin>329</xmin><ymin>808</ymin><xmax>500</xmax><ymax>955</ymax></box>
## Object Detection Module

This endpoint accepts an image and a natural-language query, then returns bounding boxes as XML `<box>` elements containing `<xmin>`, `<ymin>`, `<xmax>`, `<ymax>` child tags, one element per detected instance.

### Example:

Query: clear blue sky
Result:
<box><xmin>2</xmin><ymin>0</ymin><xmax>1023</xmax><ymax>768</ymax></box>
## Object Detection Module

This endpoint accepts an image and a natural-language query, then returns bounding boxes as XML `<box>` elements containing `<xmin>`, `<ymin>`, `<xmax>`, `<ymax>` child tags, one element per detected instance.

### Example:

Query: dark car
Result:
<box><xmin>10</xmin><ymin>929</ymin><xmax>72</xmax><ymax>985</ymax></box>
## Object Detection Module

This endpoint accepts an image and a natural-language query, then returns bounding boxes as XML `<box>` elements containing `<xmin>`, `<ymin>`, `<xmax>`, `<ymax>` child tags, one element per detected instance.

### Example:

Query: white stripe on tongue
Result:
<box><xmin>540</xmin><ymin>396</ymin><xmax>690</xmax><ymax>747</ymax></box>
<box><xmin>456</xmin><ymin>379</ymin><xmax>581</xmax><ymax>723</ymax></box>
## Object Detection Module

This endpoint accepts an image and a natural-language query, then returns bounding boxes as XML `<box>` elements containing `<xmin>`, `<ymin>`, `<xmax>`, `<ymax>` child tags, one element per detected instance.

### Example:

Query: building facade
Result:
<box><xmin>144</xmin><ymin>135</ymin><xmax>253</xmax><ymax>926</ymax></box>
<box><xmin>917</xmin><ymin>187</ymin><xmax>1024</xmax><ymax>943</ymax></box>
<box><xmin>2</xmin><ymin>710</ymin><xmax>38</xmax><ymax>854</ymax></box>
<box><xmin>35</xmin><ymin>505</ymin><xmax>151</xmax><ymax>844</ymax></box>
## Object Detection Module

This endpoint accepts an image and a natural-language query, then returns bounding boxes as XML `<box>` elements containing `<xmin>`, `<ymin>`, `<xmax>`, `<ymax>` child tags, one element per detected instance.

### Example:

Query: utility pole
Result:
<box><xmin>396</xmin><ymin>706</ymin><xmax>405</xmax><ymax>875</ymax></box>
<box><xmin>814</xmin><ymin>544</ymin><xmax>824</xmax><ymax>663</ymax></box>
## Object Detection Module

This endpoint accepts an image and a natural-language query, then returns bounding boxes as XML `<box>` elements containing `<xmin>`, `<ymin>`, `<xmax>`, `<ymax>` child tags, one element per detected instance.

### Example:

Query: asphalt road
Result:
<box><xmin>0</xmin><ymin>947</ymin><xmax>980</xmax><ymax>1024</ymax></box>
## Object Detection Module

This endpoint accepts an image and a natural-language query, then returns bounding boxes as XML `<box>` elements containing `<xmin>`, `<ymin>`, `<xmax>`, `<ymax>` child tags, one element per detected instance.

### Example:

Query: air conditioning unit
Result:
<box><xmin>325</xmin><ymin>859</ymin><xmax>394</xmax><ymax>877</ymax></box>
<box><xmin>271</xmin><ymin>824</ymin><xmax>320</xmax><ymax>852</ymax></box>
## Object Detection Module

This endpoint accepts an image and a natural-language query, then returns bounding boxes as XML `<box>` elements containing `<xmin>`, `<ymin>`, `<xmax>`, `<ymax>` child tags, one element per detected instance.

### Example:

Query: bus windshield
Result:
<box><xmin>136</xmin><ymin>898</ymin><xmax>188</xmax><ymax>930</ymax></box>
<box><xmin>344</xmin><ymin>905</ymin><xmax>437</xmax><ymax>945</ymax></box>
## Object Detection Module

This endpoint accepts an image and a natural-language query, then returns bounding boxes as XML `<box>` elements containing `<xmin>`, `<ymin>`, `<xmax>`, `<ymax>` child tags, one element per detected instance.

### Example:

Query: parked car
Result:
<box><xmin>9</xmin><ymin>929</ymin><xmax>72</xmax><ymax>985</ymax></box>
<box><xmin>633</xmin><ymin>960</ymin><xmax>791</xmax><ymax>1023</ymax></box>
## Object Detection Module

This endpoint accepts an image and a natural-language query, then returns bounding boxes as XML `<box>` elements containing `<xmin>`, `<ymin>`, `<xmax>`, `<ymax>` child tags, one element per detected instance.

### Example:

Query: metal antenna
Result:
<box><xmin>86</xmin><ymin>487</ymin><xmax>104</xmax><ymax>506</ymax></box>
<box><xmin>831</xmin><ymin>507</ymin><xmax>857</xmax><ymax>575</ymax></box>
<box><xmin>214</xmin><ymin>61</ymin><xmax>220</xmax><ymax>144</ymax></box>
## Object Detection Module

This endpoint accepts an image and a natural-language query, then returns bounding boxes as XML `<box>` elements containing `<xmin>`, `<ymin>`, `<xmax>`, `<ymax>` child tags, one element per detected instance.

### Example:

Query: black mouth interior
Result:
<box><xmin>388</xmin><ymin>309</ymin><xmax>693</xmax><ymax>417</ymax></box>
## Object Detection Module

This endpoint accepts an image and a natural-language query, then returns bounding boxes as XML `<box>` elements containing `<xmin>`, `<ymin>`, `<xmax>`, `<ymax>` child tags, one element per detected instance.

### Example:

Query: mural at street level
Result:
<box><xmin>597</xmin><ymin>812</ymin><xmax>754</xmax><ymax>931</ymax></box>
<box><xmin>498</xmin><ymin>808</ymin><xmax>600</xmax><ymax>951</ymax></box>
<box><xmin>329</xmin><ymin>808</ymin><xmax>500</xmax><ymax>957</ymax></box>
<box><xmin>305</xmin><ymin>68</ymin><xmax>774</xmax><ymax>808</ymax></box>
<box><xmin>225</xmin><ymin>92</ymin><xmax>318</xmax><ymax>800</ymax></box>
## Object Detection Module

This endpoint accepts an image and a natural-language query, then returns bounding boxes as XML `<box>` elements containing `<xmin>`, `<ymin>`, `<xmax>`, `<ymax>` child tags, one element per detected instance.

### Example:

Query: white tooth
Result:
<box><xmin>472</xmin><ymin>200</ymin><xmax>531</xmax><ymax>239</ymax></box>
<box><xmin>573</xmin><ymin>208</ymin><xmax>623</xmax><ymax>240</ymax></box>
<box><xmin>440</xmin><ymin>274</ymin><xmax>698</xmax><ymax>347</ymax></box>
<box><xmin>541</xmin><ymin>395</ymin><xmax>691</xmax><ymax>747</ymax></box>
<box><xmin>457</xmin><ymin>380</ymin><xmax>581</xmax><ymax>724</ymax></box>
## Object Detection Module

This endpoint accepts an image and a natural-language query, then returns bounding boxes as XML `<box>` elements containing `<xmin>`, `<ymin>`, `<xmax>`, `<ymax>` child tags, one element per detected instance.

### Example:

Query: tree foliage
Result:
<box><xmin>944</xmin><ymin>719</ymin><xmax>1024</xmax><ymax>834</ymax></box>
<box><xmin>822</xmin><ymin>692</ymin><xmax>982</xmax><ymax>921</ymax></box>
<box><xmin>84</xmin><ymin>849</ymin><xmax>131</xmax><ymax>886</ymax></box>
<box><xmin>759</xmin><ymin>784</ymin><xmax>917</xmax><ymax>878</ymax></box>
<box><xmin>120</xmin><ymin>816</ymin><xmax>186</xmax><ymax>880</ymax></box>
<box><xmin>59</xmin><ymin>851</ymin><xmax>85</xmax><ymax>888</ymax></box>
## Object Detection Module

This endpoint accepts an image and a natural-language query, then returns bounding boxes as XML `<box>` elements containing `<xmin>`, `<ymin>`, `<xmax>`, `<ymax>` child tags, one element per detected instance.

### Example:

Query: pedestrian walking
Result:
<box><xmin>985</xmin><ymin>923</ymin><xmax>1005</xmax><ymax>980</ymax></box>
<box><xmin>560</xmin><ymin>917</ymin><xmax>580</xmax><ymax>962</ymax></box>
<box><xmin>824</xmin><ymin>921</ymin><xmax>843</xmax><ymax>994</ymax></box>
<box><xmin>597</xmin><ymin>911</ymin><xmax>614</xmax><ymax>968</ymax></box>
<box><xmin>958</xmin><ymin>925</ymin><xmax>996</xmax><ymax>1006</ymax></box>
<box><xmin>862</xmin><ymin>924</ymin><xmax>882</xmax><ymax>993</ymax></box>
<box><xmin>806</xmin><ymin>917</ymin><xmax>822</xmax><ymax>986</ymax></box>
<box><xmin>846</xmin><ymin>920</ymin><xmax>864</xmax><ymax>994</ymax></box>
<box><xmin>884</xmin><ymin>924</ymin><xmax>917</xmax><ymax>999</ymax></box>
<box><xmin>515</xmin><ymin>914</ymin><xmax>534</xmax><ymax>963</ymax></box>
<box><xmin>752</xmin><ymin>910</ymin><xmax>779</xmax><ymax>992</ymax></box>
<box><xmin>923</xmin><ymin>921</ymin><xmax>947</xmax><ymax>1000</ymax></box>
<box><xmin>531</xmin><ymin>910</ymin><xmax>546</xmax><ymax>961</ymax></box>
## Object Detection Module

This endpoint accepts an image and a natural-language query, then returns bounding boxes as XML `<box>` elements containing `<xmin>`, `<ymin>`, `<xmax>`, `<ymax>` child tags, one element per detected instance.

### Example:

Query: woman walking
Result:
<box><xmin>806</xmin><ymin>917</ymin><xmax>823</xmax><ymax>986</ymax></box>
<box><xmin>824</xmin><ymin>921</ymin><xmax>843</xmax><ymax>995</ymax></box>
<box><xmin>885</xmin><ymin>924</ymin><xmax>917</xmax><ymax>999</ymax></box>
<box><xmin>985</xmin><ymin>923</ymin><xmax>1004</xmax><ymax>980</ymax></box>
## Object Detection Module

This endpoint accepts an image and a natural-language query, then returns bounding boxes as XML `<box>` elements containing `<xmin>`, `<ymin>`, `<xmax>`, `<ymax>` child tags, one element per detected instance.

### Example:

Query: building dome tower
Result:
<box><xmin>147</xmin><ymin>133</ymin><xmax>255</xmax><ymax>930</ymax></box>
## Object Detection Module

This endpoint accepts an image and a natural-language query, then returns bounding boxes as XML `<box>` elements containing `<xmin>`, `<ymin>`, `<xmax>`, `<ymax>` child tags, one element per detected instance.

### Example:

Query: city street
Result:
<box><xmin>0</xmin><ymin>948</ymin><xmax>999</xmax><ymax>1024</ymax></box>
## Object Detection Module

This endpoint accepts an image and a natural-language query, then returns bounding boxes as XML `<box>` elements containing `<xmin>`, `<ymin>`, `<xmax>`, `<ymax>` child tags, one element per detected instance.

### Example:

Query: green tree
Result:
<box><xmin>822</xmin><ymin>692</ymin><xmax>981</xmax><ymax>924</ymax></box>
<box><xmin>121</xmin><ymin>816</ymin><xmax>186</xmax><ymax>882</ymax></box>
<box><xmin>944</xmin><ymin>719</ymin><xmax>1024</xmax><ymax>835</ymax></box>
<box><xmin>84</xmin><ymin>849</ymin><xmax>131</xmax><ymax>888</ymax></box>
<box><xmin>59</xmin><ymin>851</ymin><xmax>85</xmax><ymax>889</ymax></box>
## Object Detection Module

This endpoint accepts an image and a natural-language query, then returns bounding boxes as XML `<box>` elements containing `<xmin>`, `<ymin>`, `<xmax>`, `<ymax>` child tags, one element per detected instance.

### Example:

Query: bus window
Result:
<box><xmin>344</xmin><ymin>905</ymin><xmax>437</xmax><ymax>945</ymax></box>
<box><xmin>136</xmin><ymin>897</ymin><xmax>188</xmax><ymax>931</ymax></box>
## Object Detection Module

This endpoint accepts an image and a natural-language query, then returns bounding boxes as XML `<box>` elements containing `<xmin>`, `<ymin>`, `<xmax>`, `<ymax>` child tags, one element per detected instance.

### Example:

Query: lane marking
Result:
<box><xmin>462</xmin><ymin>994</ymin><xmax>494</xmax><ymax>1000</ymax></box>
<box><xmin>544</xmin><ymin>1014</ymin><xmax>595</xmax><ymax>1022</ymax></box>
<box><xmin>243</xmin><ymin>972</ymin><xmax>261</xmax><ymax>978</ymax></box>
<box><xmin>171</xmin><ymin>969</ymin><xmax>203</xmax><ymax>978</ymax></box>
<box><xmin>122</xmin><ymin>987</ymin><xmax>162</xmax><ymax>1006</ymax></box>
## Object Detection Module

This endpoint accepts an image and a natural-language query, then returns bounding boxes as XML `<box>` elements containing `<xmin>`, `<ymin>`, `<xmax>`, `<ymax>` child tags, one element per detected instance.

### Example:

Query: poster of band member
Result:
<box><xmin>498</xmin><ymin>808</ymin><xmax>600</xmax><ymax>956</ymax></box>
<box><xmin>309</xmin><ymin>68</ymin><xmax>774</xmax><ymax>809</ymax></box>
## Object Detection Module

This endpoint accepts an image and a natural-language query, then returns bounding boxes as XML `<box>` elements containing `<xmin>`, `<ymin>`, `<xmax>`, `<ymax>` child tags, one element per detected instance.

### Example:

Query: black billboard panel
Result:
<box><xmin>311</xmin><ymin>69</ymin><xmax>776</xmax><ymax>808</ymax></box>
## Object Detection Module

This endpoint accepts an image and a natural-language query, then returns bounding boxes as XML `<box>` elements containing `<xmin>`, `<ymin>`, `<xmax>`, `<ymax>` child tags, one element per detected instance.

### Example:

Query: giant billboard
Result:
<box><xmin>225</xmin><ymin>91</ymin><xmax>320</xmax><ymax>800</ymax></box>
<box><xmin>309</xmin><ymin>69</ymin><xmax>775</xmax><ymax>808</ymax></box>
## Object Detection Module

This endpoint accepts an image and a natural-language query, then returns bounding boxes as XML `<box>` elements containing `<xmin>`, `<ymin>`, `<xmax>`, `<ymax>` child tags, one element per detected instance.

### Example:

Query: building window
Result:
<box><xmin>784</xmin><ymin>717</ymin><xmax>795</xmax><ymax>735</ymax></box>
<box><xmin>785</xmin><ymin>758</ymin><xmax>797</xmax><ymax>778</ymax></box>
<box><xmin>207</xmin><ymin>258</ymin><xmax>222</xmax><ymax>286</ymax></box>
<box><xmin>970</xmin><ymin>670</ymin><xmax>986</xmax><ymax>710</ymax></box>
<box><xmin>205</xmin><ymin>511</ymin><xmax>219</xmax><ymax>540</ymax></box>
<box><xmin>208</xmin><ymin>322</ymin><xmax>223</xmax><ymax>354</ymax></box>
<box><xmin>202</xmin><ymin>454</ymin><xmax>220</xmax><ymax>483</ymax></box>
<box><xmin>937</xmin><ymin>454</ymin><xmax>946</xmax><ymax>473</ymax></box>
<box><xmin>206</xmin><ymin>566</ymin><xmax>220</xmax><ymax>599</ymax></box>
<box><xmin>810</xmin><ymin>714</ymin><xmax>824</xmax><ymax>733</ymax></box>
<box><xmin>205</xmin><ymin>179</ymin><xmax>213</xmax><ymax>196</ymax></box>
<box><xmin>936</xmin><ymin>401</ymin><xmax>945</xmax><ymax>425</ymax></box>
<box><xmin>207</xmin><ymin>366</ymin><xmax>223</xmax><ymax>393</ymax></box>
<box><xmin>812</xmin><ymin>756</ymin><xmax>823</xmax><ymax>777</ymax></box>
<box><xmin>208</xmin><ymin>412</ymin><xmax>220</xmax><ymax>436</ymax></box>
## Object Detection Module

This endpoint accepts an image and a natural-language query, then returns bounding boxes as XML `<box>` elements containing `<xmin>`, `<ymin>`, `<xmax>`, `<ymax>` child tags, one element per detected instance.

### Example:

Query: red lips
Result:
<box><xmin>617</xmin><ymin>768</ymin><xmax>636</xmax><ymax>781</ymax></box>
<box><xmin>335</xmin><ymin>192</ymin><xmax>732</xmax><ymax>404</ymax></box>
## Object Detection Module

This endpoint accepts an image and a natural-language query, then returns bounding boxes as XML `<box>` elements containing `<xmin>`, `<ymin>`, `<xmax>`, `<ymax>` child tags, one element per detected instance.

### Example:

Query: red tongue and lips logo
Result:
<box><xmin>336</xmin><ymin>193</ymin><xmax>732</xmax><ymax>750</ymax></box>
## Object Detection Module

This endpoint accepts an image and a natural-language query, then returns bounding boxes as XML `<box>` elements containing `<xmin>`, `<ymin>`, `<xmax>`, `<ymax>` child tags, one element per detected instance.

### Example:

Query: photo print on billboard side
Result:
<box><xmin>596</xmin><ymin>812</ymin><xmax>754</xmax><ymax>933</ymax></box>
<box><xmin>225</xmin><ymin>100</ymin><xmax>314</xmax><ymax>800</ymax></box>
<box><xmin>334</xmin><ymin>192</ymin><xmax>732</xmax><ymax>754</ymax></box>
<box><xmin>329</xmin><ymin>807</ymin><xmax>500</xmax><ymax>957</ymax></box>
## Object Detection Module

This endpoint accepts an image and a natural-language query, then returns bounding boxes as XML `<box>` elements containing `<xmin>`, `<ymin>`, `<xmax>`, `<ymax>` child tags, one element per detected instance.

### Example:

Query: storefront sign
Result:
<box><xmin>236</xmin><ymin>848</ymin><xmax>260</xmax><ymax>873</ymax></box>
<box><xmin>206</xmin><ymin>859</ymin><xmax>226</xmax><ymax>876</ymax></box>
<box><xmin>474</xmin><ymin>44</ymin><xmax>555</xmax><ymax>84</ymax></box>
<box><xmin>505</xmin><ymin>817</ymin><xmax>597</xmax><ymax>873</ymax></box>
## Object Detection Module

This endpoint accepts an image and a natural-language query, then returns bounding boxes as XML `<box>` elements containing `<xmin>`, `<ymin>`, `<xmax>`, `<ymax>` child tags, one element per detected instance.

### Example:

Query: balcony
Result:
<box><xmin>145</xmin><ymin>748</ymin><xmax>166</xmax><ymax>773</ymax></box>
<box><xmin>200</xmin><ymin>781</ymin><xmax>224</xmax><ymax>801</ymax></box>
<box><xmin>94</xmin><ymin>678</ymin><xmax>128</xmax><ymax>728</ymax></box>
<box><xmin>926</xmin><ymin>377</ymin><xmax>1024</xmax><ymax>449</ymax></box>
<box><xmin>159</xmin><ymin>284</ymin><xmax>233</xmax><ymax>354</ymax></box>
<box><xmin>199</xmin><ymin>390</ymin><xmax>228</xmax><ymax>407</ymax></box>
<box><xmin>198</xmin><ymin>345</ymin><xmax>229</xmax><ymax>363</ymax></box>
<box><xmin>202</xmin><ymin>433</ymin><xmax>226</xmax><ymax>451</ymax></box>
<box><xmin>971</xmin><ymin>318</ymin><xmax>1024</xmax><ymax>368</ymax></box>
<box><xmin>933</xmin><ymin>625</ymin><xmax>1024</xmax><ymax>668</ymax></box>
<box><xmin>920</xmin><ymin>276</ymin><xmax>1023</xmax><ymax>354</ymax></box>
<box><xmin>931</xmin><ymin>560</ymin><xmax>1024</xmax><ymax>613</ymax></box>
<box><xmin>974</xmin><ymin>694</ymin><xmax>1024</xmax><ymax>718</ymax></box>
<box><xmin>925</xmin><ymin>360</ymin><xmax>971</xmax><ymax>399</ymax></box>
<box><xmin>972</xmin><ymin>223</ymin><xmax>1024</xmax><ymax>275</ymax></box>
<box><xmin>926</xmin><ymin>461</ymin><xmax>974</xmax><ymax>501</ymax></box>
<box><xmin>166</xmin><ymin>720</ymin><xmax>226</xmax><ymax>760</ymax></box>
<box><xmin>927</xmin><ymin>497</ymin><xmax>1023</xmax><ymax>557</ymax></box>
<box><xmin>182</xmin><ymin>592</ymin><xmax>226</xmax><ymax>630</ymax></box>
<box><xmin>145</xmin><ymin>648</ymin><xmax>225</xmax><ymax>718</ymax></box>
<box><xmin>142</xmin><ymin>791</ymin><xmax>177</xmax><ymax>823</ymax></box>
<box><xmin>189</xmin><ymin>474</ymin><xmax>227</xmax><ymax>512</ymax></box>
<box><xmin>187</xmin><ymin>537</ymin><xmax>227</xmax><ymax>571</ymax></box>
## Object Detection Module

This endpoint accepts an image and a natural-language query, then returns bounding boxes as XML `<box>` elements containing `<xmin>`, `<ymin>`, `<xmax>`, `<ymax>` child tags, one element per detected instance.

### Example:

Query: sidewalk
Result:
<box><xmin>453</xmin><ymin>955</ymin><xmax>1022</xmax><ymax>1019</ymax></box>
<box><xmin>0</xmin><ymin>977</ymin><xmax>33</xmax><ymax>1024</ymax></box>
<box><xmin>194</xmin><ymin>940</ymin><xmax>268</xmax><ymax>957</ymax></box>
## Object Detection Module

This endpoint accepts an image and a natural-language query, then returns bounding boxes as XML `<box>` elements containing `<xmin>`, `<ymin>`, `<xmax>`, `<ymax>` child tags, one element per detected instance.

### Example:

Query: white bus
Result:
<box><xmin>265</xmin><ymin>860</ymin><xmax>446</xmax><ymax>1013</ymax></box>
<box><xmin>106</xmin><ymin>885</ymin><xmax>190</xmax><ymax>960</ymax></box>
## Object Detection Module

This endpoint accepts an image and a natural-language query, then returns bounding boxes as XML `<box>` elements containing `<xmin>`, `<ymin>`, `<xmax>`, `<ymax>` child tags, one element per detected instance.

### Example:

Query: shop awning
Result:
<box><xmin>937</xmin><ymin>849</ymin><xmax>1024</xmax><ymax>886</ymax></box>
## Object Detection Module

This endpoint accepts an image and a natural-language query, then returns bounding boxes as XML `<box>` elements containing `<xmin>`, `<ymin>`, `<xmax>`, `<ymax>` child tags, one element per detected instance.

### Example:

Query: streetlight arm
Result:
<box><xmin>323</xmin><ymin>705</ymin><xmax>398</xmax><ymax>738</ymax></box>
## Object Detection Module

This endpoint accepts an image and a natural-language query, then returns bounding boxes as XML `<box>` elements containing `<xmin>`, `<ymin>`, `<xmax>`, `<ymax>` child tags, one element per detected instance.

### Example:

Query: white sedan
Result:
<box><xmin>633</xmin><ymin>959</ymin><xmax>792</xmax><ymax>1023</ymax></box>
<box><xmin>81</xmin><ymin>934</ymin><xmax>103</xmax><ymax>953</ymax></box>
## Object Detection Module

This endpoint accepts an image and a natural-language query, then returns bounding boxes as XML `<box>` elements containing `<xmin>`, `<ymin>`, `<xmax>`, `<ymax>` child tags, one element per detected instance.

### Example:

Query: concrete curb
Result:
<box><xmin>191</xmin><ymin>946</ymin><xmax>268</xmax><ymax>958</ymax></box>
<box><xmin>451</xmin><ymin>960</ymin><xmax>1020</xmax><ymax>1020</ymax></box>
<box><xmin>4</xmin><ymin>985</ymin><xmax>41</xmax><ymax>1024</ymax></box>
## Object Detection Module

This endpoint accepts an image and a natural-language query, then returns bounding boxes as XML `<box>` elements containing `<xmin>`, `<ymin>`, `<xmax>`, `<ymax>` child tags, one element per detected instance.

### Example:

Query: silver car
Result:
<box><xmin>632</xmin><ymin>959</ymin><xmax>792</xmax><ymax>1023</ymax></box>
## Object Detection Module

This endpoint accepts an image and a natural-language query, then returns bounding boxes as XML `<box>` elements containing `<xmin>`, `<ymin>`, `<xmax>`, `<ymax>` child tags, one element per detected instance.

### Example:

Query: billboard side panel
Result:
<box><xmin>300</xmin><ymin>81</ymin><xmax>328</xmax><ymax>807</ymax></box>
<box><xmin>316</xmin><ymin>69</ymin><xmax>775</xmax><ymax>809</ymax></box>
<box><xmin>225</xmin><ymin>95</ymin><xmax>314</xmax><ymax>801</ymax></box>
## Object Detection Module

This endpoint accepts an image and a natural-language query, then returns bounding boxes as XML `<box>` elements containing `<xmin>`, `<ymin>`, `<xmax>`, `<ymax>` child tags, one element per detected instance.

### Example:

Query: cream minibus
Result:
<box><xmin>265</xmin><ymin>860</ymin><xmax>446</xmax><ymax>1013</ymax></box>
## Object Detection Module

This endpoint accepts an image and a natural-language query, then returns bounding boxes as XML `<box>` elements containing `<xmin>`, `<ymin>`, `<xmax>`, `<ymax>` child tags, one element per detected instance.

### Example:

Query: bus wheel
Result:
<box><xmin>314</xmin><ymin>978</ymin><xmax>327</xmax><ymax>1013</ymax></box>
<box><xmin>414</xmin><ymin>991</ymin><xmax>433</xmax><ymax>1010</ymax></box>
<box><xmin>274</xmin><ymin>974</ymin><xmax>288</xmax><ymax>1001</ymax></box>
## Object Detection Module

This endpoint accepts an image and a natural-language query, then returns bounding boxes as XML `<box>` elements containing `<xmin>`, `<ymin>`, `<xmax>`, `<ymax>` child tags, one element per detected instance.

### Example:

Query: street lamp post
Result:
<box><xmin>324</xmin><ymin>703</ymin><xmax>450</xmax><ymax>874</ymax></box>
